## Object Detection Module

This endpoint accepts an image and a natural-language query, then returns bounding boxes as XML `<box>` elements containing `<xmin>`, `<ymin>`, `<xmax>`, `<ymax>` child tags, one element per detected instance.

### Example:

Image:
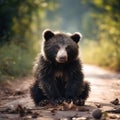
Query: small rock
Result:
<box><xmin>95</xmin><ymin>104</ymin><xmax>102</xmax><ymax>108</ymax></box>
<box><xmin>14</xmin><ymin>89</ymin><xmax>24</xmax><ymax>95</ymax></box>
<box><xmin>32</xmin><ymin>112</ymin><xmax>39</xmax><ymax>118</ymax></box>
<box><xmin>109</xmin><ymin>115</ymin><xmax>117</xmax><ymax>119</ymax></box>
<box><xmin>111</xmin><ymin>98</ymin><xmax>119</xmax><ymax>105</ymax></box>
<box><xmin>92</xmin><ymin>109</ymin><xmax>102</xmax><ymax>119</ymax></box>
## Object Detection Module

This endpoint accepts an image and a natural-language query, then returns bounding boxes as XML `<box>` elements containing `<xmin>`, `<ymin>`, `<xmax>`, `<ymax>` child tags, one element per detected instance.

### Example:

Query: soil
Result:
<box><xmin>0</xmin><ymin>64</ymin><xmax>120</xmax><ymax>120</ymax></box>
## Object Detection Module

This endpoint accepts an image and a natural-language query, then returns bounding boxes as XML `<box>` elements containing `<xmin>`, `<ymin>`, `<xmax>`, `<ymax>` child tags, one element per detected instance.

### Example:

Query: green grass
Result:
<box><xmin>0</xmin><ymin>42</ymin><xmax>37</xmax><ymax>81</ymax></box>
<box><xmin>81</xmin><ymin>40</ymin><xmax>120</xmax><ymax>72</ymax></box>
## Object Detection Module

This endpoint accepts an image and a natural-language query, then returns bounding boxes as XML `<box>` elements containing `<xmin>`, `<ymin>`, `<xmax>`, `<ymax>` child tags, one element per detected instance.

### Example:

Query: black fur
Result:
<box><xmin>30</xmin><ymin>30</ymin><xmax>90</xmax><ymax>106</ymax></box>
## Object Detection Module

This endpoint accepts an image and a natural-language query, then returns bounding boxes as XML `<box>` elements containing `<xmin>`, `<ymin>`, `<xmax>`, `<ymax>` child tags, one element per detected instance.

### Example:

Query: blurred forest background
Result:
<box><xmin>0</xmin><ymin>0</ymin><xmax>120</xmax><ymax>81</ymax></box>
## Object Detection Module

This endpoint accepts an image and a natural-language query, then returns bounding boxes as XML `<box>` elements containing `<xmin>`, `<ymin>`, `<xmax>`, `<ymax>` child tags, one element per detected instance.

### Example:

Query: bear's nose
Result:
<box><xmin>59</xmin><ymin>56</ymin><xmax>67</xmax><ymax>61</ymax></box>
<box><xmin>56</xmin><ymin>55</ymin><xmax>68</xmax><ymax>63</ymax></box>
<box><xmin>58</xmin><ymin>56</ymin><xmax>67</xmax><ymax>63</ymax></box>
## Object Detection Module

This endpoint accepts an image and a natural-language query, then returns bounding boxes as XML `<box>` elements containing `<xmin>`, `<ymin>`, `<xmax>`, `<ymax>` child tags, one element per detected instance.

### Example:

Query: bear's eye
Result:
<box><xmin>66</xmin><ymin>45</ymin><xmax>72</xmax><ymax>50</ymax></box>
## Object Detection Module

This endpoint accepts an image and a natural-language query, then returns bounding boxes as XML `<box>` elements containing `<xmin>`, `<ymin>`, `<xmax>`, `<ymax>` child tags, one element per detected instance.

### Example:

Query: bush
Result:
<box><xmin>0</xmin><ymin>43</ymin><xmax>37</xmax><ymax>80</ymax></box>
<box><xmin>81</xmin><ymin>40</ymin><xmax>120</xmax><ymax>72</ymax></box>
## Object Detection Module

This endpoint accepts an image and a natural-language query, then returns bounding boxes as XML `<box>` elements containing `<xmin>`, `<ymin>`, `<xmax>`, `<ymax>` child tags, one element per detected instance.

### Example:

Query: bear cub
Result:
<box><xmin>30</xmin><ymin>29</ymin><xmax>90</xmax><ymax>106</ymax></box>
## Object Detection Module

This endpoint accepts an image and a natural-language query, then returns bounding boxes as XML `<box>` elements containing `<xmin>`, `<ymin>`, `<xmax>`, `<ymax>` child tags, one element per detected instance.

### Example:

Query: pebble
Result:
<box><xmin>92</xmin><ymin>109</ymin><xmax>102</xmax><ymax>119</ymax></box>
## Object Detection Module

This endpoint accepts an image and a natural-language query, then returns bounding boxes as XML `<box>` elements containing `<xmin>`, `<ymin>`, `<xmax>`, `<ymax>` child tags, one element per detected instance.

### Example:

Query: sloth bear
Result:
<box><xmin>30</xmin><ymin>29</ymin><xmax>90</xmax><ymax>106</ymax></box>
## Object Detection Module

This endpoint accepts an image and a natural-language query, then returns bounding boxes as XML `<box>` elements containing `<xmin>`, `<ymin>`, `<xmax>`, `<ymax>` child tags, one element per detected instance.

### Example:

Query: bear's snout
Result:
<box><xmin>56</xmin><ymin>48</ymin><xmax>68</xmax><ymax>63</ymax></box>
<box><xmin>56</xmin><ymin>55</ymin><xmax>68</xmax><ymax>63</ymax></box>
<box><xmin>58</xmin><ymin>55</ymin><xmax>67</xmax><ymax>63</ymax></box>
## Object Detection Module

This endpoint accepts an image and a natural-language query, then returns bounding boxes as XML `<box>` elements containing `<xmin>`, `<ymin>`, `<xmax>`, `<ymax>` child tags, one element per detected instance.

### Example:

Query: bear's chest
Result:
<box><xmin>55</xmin><ymin>71</ymin><xmax>63</xmax><ymax>78</ymax></box>
<box><xmin>54</xmin><ymin>71</ymin><xmax>67</xmax><ymax>92</ymax></box>
<box><xmin>54</xmin><ymin>70</ymin><xmax>68</xmax><ymax>83</ymax></box>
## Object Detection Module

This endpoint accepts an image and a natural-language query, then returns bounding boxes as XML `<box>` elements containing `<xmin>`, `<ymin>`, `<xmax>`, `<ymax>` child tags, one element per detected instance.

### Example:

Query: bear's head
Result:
<box><xmin>42</xmin><ymin>29</ymin><xmax>82</xmax><ymax>63</ymax></box>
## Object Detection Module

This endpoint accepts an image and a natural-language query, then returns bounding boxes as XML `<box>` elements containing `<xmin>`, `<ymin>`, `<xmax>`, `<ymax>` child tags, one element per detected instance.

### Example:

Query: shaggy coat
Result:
<box><xmin>30</xmin><ymin>30</ymin><xmax>90</xmax><ymax>106</ymax></box>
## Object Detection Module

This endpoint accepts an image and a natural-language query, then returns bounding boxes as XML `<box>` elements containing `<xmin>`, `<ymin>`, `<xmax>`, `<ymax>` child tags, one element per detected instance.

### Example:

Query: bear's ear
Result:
<box><xmin>71</xmin><ymin>32</ymin><xmax>82</xmax><ymax>43</ymax></box>
<box><xmin>43</xmin><ymin>29</ymin><xmax>55</xmax><ymax>41</ymax></box>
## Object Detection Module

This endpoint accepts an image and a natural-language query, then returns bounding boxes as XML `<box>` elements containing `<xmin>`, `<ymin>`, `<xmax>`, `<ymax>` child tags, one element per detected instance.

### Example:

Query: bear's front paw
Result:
<box><xmin>64</xmin><ymin>98</ymin><xmax>73</xmax><ymax>104</ymax></box>
<box><xmin>57</xmin><ymin>97</ymin><xmax>65</xmax><ymax>104</ymax></box>
<box><xmin>51</xmin><ymin>97</ymin><xmax>65</xmax><ymax>105</ymax></box>
<box><xmin>38</xmin><ymin>100</ymin><xmax>49</xmax><ymax>106</ymax></box>
<box><xmin>73</xmin><ymin>99</ymin><xmax>85</xmax><ymax>106</ymax></box>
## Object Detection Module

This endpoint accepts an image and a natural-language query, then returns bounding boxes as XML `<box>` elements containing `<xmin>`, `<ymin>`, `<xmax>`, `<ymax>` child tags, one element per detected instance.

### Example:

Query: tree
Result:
<box><xmin>0</xmin><ymin>0</ymin><xmax>59</xmax><ymax>80</ymax></box>
<box><xmin>84</xmin><ymin>0</ymin><xmax>120</xmax><ymax>71</ymax></box>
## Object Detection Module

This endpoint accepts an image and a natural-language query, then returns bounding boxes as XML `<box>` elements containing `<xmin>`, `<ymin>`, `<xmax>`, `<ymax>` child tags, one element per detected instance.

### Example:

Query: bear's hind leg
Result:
<box><xmin>74</xmin><ymin>81</ymin><xmax>90</xmax><ymax>106</ymax></box>
<box><xmin>80</xmin><ymin>81</ymin><xmax>90</xmax><ymax>100</ymax></box>
<box><xmin>30</xmin><ymin>80</ymin><xmax>48</xmax><ymax>106</ymax></box>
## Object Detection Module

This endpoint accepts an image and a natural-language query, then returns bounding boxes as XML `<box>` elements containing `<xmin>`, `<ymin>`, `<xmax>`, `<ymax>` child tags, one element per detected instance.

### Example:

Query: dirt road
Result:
<box><xmin>0</xmin><ymin>64</ymin><xmax>120</xmax><ymax>120</ymax></box>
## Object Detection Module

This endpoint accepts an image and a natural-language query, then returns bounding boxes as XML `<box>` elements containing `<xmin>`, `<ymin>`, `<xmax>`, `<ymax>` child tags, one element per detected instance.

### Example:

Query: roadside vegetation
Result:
<box><xmin>0</xmin><ymin>0</ymin><xmax>119</xmax><ymax>81</ymax></box>
<box><xmin>81</xmin><ymin>0</ymin><xmax>120</xmax><ymax>71</ymax></box>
